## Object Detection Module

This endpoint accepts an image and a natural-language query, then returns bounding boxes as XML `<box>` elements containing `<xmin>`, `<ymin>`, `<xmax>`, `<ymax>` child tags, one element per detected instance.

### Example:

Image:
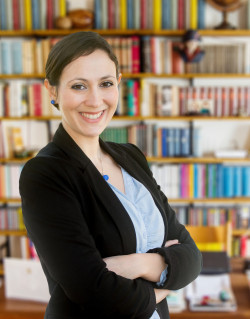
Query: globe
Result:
<box><xmin>206</xmin><ymin>0</ymin><xmax>247</xmax><ymax>29</ymax></box>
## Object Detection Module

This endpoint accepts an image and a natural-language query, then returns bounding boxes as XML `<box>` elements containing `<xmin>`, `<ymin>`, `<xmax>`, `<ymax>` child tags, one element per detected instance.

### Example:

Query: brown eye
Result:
<box><xmin>72</xmin><ymin>84</ymin><xmax>86</xmax><ymax>90</ymax></box>
<box><xmin>100</xmin><ymin>81</ymin><xmax>113</xmax><ymax>88</ymax></box>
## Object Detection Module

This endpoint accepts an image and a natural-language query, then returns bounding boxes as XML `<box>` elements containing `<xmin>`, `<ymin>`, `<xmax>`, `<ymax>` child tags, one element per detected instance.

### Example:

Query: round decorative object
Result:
<box><xmin>68</xmin><ymin>9</ymin><xmax>94</xmax><ymax>29</ymax></box>
<box><xmin>206</xmin><ymin>0</ymin><xmax>247</xmax><ymax>29</ymax></box>
<box><xmin>55</xmin><ymin>16</ymin><xmax>72</xmax><ymax>30</ymax></box>
<box><xmin>103</xmin><ymin>175</ymin><xmax>109</xmax><ymax>181</ymax></box>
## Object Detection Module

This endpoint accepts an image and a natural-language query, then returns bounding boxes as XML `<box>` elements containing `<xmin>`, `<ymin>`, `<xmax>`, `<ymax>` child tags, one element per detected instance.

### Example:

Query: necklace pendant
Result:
<box><xmin>103</xmin><ymin>174</ymin><xmax>109</xmax><ymax>181</ymax></box>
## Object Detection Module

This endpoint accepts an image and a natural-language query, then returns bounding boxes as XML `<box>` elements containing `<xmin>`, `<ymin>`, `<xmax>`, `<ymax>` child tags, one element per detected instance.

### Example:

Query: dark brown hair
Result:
<box><xmin>45</xmin><ymin>31</ymin><xmax>119</xmax><ymax>87</ymax></box>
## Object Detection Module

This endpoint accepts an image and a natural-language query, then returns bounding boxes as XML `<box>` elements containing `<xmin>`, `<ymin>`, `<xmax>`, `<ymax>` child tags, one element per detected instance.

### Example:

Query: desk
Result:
<box><xmin>0</xmin><ymin>273</ymin><xmax>249</xmax><ymax>319</ymax></box>
<box><xmin>172</xmin><ymin>272</ymin><xmax>250</xmax><ymax>319</ymax></box>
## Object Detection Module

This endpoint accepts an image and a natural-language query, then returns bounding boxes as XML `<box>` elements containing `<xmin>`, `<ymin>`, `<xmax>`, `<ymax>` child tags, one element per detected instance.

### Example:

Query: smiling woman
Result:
<box><xmin>19</xmin><ymin>31</ymin><xmax>202</xmax><ymax>319</ymax></box>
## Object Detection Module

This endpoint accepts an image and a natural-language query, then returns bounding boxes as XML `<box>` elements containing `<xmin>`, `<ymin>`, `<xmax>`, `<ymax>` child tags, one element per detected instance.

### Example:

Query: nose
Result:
<box><xmin>84</xmin><ymin>87</ymin><xmax>102</xmax><ymax>108</ymax></box>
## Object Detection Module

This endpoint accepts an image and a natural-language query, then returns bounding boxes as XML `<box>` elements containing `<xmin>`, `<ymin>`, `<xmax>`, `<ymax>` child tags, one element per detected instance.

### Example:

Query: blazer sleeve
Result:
<box><xmin>125</xmin><ymin>143</ymin><xmax>203</xmax><ymax>291</ymax></box>
<box><xmin>19</xmin><ymin>156</ymin><xmax>156</xmax><ymax>319</ymax></box>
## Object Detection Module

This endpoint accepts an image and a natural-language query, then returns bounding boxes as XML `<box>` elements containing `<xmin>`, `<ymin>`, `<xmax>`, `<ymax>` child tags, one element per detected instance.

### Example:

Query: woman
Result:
<box><xmin>19</xmin><ymin>31</ymin><xmax>202</xmax><ymax>319</ymax></box>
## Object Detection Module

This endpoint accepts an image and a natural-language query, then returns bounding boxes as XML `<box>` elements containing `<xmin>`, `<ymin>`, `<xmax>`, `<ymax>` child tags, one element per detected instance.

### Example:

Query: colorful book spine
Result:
<box><xmin>95</xmin><ymin>0</ymin><xmax>102</xmax><ymax>29</ymax></box>
<box><xmin>24</xmin><ymin>0</ymin><xmax>32</xmax><ymax>30</ymax></box>
<box><xmin>161</xmin><ymin>0</ymin><xmax>171</xmax><ymax>29</ymax></box>
<box><xmin>120</xmin><ymin>0</ymin><xmax>127</xmax><ymax>30</ymax></box>
<box><xmin>153</xmin><ymin>0</ymin><xmax>161</xmax><ymax>30</ymax></box>
<box><xmin>126</xmin><ymin>0</ymin><xmax>133</xmax><ymax>29</ymax></box>
<box><xmin>197</xmin><ymin>0</ymin><xmax>205</xmax><ymax>29</ymax></box>
<box><xmin>190</xmin><ymin>0</ymin><xmax>198</xmax><ymax>29</ymax></box>
<box><xmin>59</xmin><ymin>0</ymin><xmax>66</xmax><ymax>17</ymax></box>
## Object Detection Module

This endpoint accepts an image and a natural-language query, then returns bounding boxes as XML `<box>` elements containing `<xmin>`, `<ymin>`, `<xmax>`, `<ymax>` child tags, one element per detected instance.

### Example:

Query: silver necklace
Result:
<box><xmin>100</xmin><ymin>153</ymin><xmax>109</xmax><ymax>181</ymax></box>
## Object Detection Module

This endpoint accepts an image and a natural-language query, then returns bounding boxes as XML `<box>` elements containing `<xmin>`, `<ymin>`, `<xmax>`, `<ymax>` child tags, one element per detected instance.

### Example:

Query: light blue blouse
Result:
<box><xmin>108</xmin><ymin>167</ymin><xmax>167</xmax><ymax>319</ymax></box>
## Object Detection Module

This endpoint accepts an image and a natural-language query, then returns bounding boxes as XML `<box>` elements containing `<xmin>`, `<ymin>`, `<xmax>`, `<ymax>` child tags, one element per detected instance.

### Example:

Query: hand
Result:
<box><xmin>164</xmin><ymin>239</ymin><xmax>179</xmax><ymax>247</ymax></box>
<box><xmin>154</xmin><ymin>288</ymin><xmax>170</xmax><ymax>304</ymax></box>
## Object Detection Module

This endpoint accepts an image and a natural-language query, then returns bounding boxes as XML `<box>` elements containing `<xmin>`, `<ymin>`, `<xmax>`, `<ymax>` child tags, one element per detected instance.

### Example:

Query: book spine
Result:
<box><xmin>161</xmin><ymin>0</ymin><xmax>170</xmax><ymax>29</ymax></box>
<box><xmin>59</xmin><ymin>0</ymin><xmax>66</xmax><ymax>17</ymax></box>
<box><xmin>94</xmin><ymin>0</ymin><xmax>102</xmax><ymax>29</ymax></box>
<box><xmin>12</xmin><ymin>0</ymin><xmax>20</xmax><ymax>30</ymax></box>
<box><xmin>153</xmin><ymin>0</ymin><xmax>161</xmax><ymax>30</ymax></box>
<box><xmin>140</xmin><ymin>0</ymin><xmax>146</xmax><ymax>29</ymax></box>
<box><xmin>197</xmin><ymin>0</ymin><xmax>205</xmax><ymax>29</ymax></box>
<box><xmin>46</xmin><ymin>0</ymin><xmax>54</xmax><ymax>29</ymax></box>
<box><xmin>120</xmin><ymin>0</ymin><xmax>127</xmax><ymax>30</ymax></box>
<box><xmin>24</xmin><ymin>0</ymin><xmax>32</xmax><ymax>30</ymax></box>
<box><xmin>0</xmin><ymin>0</ymin><xmax>7</xmax><ymax>30</ymax></box>
<box><xmin>190</xmin><ymin>0</ymin><xmax>198</xmax><ymax>29</ymax></box>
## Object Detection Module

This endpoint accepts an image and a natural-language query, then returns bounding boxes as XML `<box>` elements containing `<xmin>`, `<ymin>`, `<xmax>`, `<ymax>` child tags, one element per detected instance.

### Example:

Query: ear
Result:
<box><xmin>44</xmin><ymin>79</ymin><xmax>57</xmax><ymax>101</ymax></box>
<box><xmin>117</xmin><ymin>73</ymin><xmax>122</xmax><ymax>85</ymax></box>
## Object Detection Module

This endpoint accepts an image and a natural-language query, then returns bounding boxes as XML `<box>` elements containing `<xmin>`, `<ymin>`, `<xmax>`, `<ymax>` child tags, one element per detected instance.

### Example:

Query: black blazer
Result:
<box><xmin>19</xmin><ymin>124</ymin><xmax>202</xmax><ymax>319</ymax></box>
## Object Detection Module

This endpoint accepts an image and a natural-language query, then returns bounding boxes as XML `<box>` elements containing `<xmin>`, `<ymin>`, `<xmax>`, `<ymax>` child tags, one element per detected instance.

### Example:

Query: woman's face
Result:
<box><xmin>54</xmin><ymin>50</ymin><xmax>120</xmax><ymax>143</ymax></box>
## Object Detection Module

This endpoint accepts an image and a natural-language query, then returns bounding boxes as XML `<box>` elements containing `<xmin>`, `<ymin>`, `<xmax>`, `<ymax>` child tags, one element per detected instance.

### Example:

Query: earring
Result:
<box><xmin>51</xmin><ymin>99</ymin><xmax>55</xmax><ymax>105</ymax></box>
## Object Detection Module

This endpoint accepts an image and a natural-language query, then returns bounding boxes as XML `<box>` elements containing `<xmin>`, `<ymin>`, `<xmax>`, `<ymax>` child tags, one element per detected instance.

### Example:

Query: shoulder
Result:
<box><xmin>20</xmin><ymin>142</ymin><xmax>77</xmax><ymax>186</ymax></box>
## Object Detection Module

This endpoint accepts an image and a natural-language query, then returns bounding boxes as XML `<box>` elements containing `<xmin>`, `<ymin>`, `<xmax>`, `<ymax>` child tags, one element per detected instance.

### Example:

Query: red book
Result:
<box><xmin>140</xmin><ymin>0</ymin><xmax>147</xmax><ymax>29</ymax></box>
<box><xmin>108</xmin><ymin>0</ymin><xmax>115</xmax><ymax>29</ymax></box>
<box><xmin>240</xmin><ymin>235</ymin><xmax>247</xmax><ymax>257</ymax></box>
<box><xmin>178</xmin><ymin>0</ymin><xmax>185</xmax><ymax>30</ymax></box>
<box><xmin>131</xmin><ymin>36</ymin><xmax>140</xmax><ymax>73</ymax></box>
<box><xmin>33</xmin><ymin>83</ymin><xmax>42</xmax><ymax>116</ymax></box>
<box><xmin>133</xmin><ymin>80</ymin><xmax>139</xmax><ymax>116</ymax></box>
<box><xmin>12</xmin><ymin>0</ymin><xmax>20</xmax><ymax>30</ymax></box>
<box><xmin>172</xmin><ymin>42</ymin><xmax>184</xmax><ymax>74</ymax></box>
<box><xmin>47</xmin><ymin>0</ymin><xmax>54</xmax><ymax>29</ymax></box>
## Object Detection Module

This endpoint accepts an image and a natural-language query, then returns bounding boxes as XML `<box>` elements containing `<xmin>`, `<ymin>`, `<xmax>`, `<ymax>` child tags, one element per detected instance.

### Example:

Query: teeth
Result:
<box><xmin>81</xmin><ymin>111</ymin><xmax>103</xmax><ymax>119</ymax></box>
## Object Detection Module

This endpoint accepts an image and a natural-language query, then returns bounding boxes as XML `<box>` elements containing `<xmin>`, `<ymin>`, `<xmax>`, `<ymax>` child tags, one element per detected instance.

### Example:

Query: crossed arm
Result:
<box><xmin>104</xmin><ymin>239</ymin><xmax>179</xmax><ymax>303</ymax></box>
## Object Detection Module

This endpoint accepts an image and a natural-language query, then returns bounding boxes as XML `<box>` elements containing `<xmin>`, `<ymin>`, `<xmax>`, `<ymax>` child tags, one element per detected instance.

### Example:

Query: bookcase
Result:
<box><xmin>1</xmin><ymin>0</ymin><xmax>250</xmax><ymax>282</ymax></box>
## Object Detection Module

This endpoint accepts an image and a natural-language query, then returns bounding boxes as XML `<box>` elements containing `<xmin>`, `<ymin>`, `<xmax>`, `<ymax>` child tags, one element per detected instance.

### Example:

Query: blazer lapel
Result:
<box><xmin>52</xmin><ymin>124</ymin><xmax>137</xmax><ymax>254</ymax></box>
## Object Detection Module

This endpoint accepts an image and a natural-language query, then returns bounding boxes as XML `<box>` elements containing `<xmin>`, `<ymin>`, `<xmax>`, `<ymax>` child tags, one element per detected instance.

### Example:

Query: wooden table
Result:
<box><xmin>171</xmin><ymin>272</ymin><xmax>250</xmax><ymax>319</ymax></box>
<box><xmin>0</xmin><ymin>271</ymin><xmax>249</xmax><ymax>319</ymax></box>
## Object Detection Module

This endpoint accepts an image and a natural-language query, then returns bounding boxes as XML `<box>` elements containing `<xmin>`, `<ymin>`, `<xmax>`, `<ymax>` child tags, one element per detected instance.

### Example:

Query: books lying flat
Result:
<box><xmin>214</xmin><ymin>150</ymin><xmax>248</xmax><ymax>158</ymax></box>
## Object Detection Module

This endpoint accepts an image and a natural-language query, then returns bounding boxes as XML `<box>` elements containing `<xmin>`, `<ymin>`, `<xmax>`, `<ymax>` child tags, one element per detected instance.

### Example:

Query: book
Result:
<box><xmin>153</xmin><ymin>0</ymin><xmax>161</xmax><ymax>30</ymax></box>
<box><xmin>120</xmin><ymin>0</ymin><xmax>127</xmax><ymax>29</ymax></box>
<box><xmin>24</xmin><ymin>0</ymin><xmax>32</xmax><ymax>30</ymax></box>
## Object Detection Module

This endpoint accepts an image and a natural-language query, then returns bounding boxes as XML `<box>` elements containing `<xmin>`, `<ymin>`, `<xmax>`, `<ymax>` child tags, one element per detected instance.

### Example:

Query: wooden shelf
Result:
<box><xmin>0</xmin><ymin>198</ymin><xmax>21</xmax><ymax>204</ymax></box>
<box><xmin>1</xmin><ymin>115</ymin><xmax>250</xmax><ymax>122</ymax></box>
<box><xmin>2</xmin><ymin>73</ymin><xmax>250</xmax><ymax>79</ymax></box>
<box><xmin>0</xmin><ymin>230</ymin><xmax>27</xmax><ymax>236</ymax></box>
<box><xmin>1</xmin><ymin>29</ymin><xmax>250</xmax><ymax>37</ymax></box>
<box><xmin>2</xmin><ymin>156</ymin><xmax>250</xmax><ymax>164</ymax></box>
<box><xmin>148</xmin><ymin>157</ymin><xmax>250</xmax><ymax>163</ymax></box>
<box><xmin>232</xmin><ymin>229</ymin><xmax>250</xmax><ymax>236</ymax></box>
<box><xmin>169</xmin><ymin>197</ymin><xmax>250</xmax><ymax>204</ymax></box>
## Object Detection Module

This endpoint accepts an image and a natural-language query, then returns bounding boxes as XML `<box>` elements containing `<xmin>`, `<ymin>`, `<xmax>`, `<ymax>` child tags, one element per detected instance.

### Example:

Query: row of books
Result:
<box><xmin>0</xmin><ymin>205</ymin><xmax>25</xmax><ymax>230</ymax></box>
<box><xmin>105</xmin><ymin>36</ymin><xmax>140</xmax><ymax>74</ymax></box>
<box><xmin>232</xmin><ymin>235</ymin><xmax>250</xmax><ymax>258</ymax></box>
<box><xmin>141</xmin><ymin>37</ymin><xmax>250</xmax><ymax>75</ymax></box>
<box><xmin>0</xmin><ymin>37</ymin><xmax>60</xmax><ymax>75</ymax></box>
<box><xmin>0</xmin><ymin>80</ymin><xmax>61</xmax><ymax>117</ymax></box>
<box><xmin>1</xmin><ymin>36</ymin><xmax>250</xmax><ymax>76</ymax></box>
<box><xmin>174</xmin><ymin>205</ymin><xmax>250</xmax><ymax>229</ymax></box>
<box><xmin>0</xmin><ymin>0</ymin><xmax>67</xmax><ymax>31</ymax></box>
<box><xmin>101</xmin><ymin>125</ymin><xmax>195</xmax><ymax>158</ymax></box>
<box><xmin>0</xmin><ymin>164</ymin><xmax>23</xmax><ymax>198</ymax></box>
<box><xmin>141</xmin><ymin>82</ymin><xmax>250</xmax><ymax>117</ymax></box>
<box><xmin>150</xmin><ymin>163</ymin><xmax>250</xmax><ymax>199</ymax></box>
<box><xmin>1</xmin><ymin>77</ymin><xmax>250</xmax><ymax>118</ymax></box>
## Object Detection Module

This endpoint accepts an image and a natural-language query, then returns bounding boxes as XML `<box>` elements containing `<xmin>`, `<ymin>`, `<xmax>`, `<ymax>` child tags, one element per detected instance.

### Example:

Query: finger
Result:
<box><xmin>164</xmin><ymin>239</ymin><xmax>179</xmax><ymax>247</ymax></box>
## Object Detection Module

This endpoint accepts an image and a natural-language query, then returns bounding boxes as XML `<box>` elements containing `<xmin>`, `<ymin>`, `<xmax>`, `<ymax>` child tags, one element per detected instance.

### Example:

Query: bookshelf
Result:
<box><xmin>0</xmin><ymin>0</ymin><xmax>250</xmax><ymax>274</ymax></box>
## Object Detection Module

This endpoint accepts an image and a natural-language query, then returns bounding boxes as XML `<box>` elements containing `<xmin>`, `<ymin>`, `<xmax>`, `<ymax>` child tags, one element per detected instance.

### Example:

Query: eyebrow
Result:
<box><xmin>68</xmin><ymin>76</ymin><xmax>116</xmax><ymax>83</ymax></box>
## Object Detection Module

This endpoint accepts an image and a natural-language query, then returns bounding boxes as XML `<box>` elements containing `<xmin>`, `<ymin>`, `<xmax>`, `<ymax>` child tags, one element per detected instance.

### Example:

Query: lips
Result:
<box><xmin>80</xmin><ymin>111</ymin><xmax>104</xmax><ymax>120</ymax></box>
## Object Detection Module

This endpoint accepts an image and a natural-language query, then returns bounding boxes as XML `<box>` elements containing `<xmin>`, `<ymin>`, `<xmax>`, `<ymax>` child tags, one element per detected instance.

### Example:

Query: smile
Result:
<box><xmin>80</xmin><ymin>111</ymin><xmax>104</xmax><ymax>120</ymax></box>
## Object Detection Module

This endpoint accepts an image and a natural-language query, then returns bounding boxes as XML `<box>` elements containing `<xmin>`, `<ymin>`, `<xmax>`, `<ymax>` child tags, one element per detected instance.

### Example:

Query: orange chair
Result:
<box><xmin>185</xmin><ymin>222</ymin><xmax>232</xmax><ymax>256</ymax></box>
